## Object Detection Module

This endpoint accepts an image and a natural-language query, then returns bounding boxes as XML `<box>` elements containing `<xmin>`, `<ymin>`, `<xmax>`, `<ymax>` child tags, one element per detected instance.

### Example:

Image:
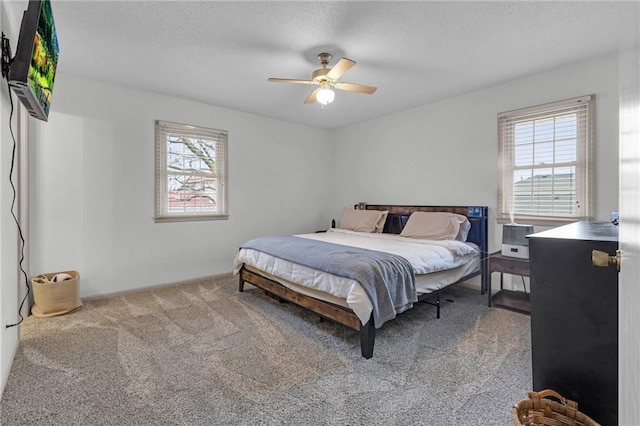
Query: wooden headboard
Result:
<box><xmin>363</xmin><ymin>204</ymin><xmax>489</xmax><ymax>293</ymax></box>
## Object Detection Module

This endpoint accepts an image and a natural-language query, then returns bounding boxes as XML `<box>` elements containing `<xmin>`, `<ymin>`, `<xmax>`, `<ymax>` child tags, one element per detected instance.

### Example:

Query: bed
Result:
<box><xmin>233</xmin><ymin>204</ymin><xmax>489</xmax><ymax>359</ymax></box>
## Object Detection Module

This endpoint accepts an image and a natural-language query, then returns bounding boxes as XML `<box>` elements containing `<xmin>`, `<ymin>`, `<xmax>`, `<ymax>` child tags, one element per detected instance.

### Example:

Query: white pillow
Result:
<box><xmin>339</xmin><ymin>208</ymin><xmax>388</xmax><ymax>233</ymax></box>
<box><xmin>457</xmin><ymin>218</ymin><xmax>472</xmax><ymax>242</ymax></box>
<box><xmin>400</xmin><ymin>212</ymin><xmax>471</xmax><ymax>241</ymax></box>
<box><xmin>374</xmin><ymin>211</ymin><xmax>388</xmax><ymax>233</ymax></box>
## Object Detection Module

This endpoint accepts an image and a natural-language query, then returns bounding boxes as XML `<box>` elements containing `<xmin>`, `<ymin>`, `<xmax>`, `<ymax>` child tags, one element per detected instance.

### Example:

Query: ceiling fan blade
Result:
<box><xmin>326</xmin><ymin>58</ymin><xmax>356</xmax><ymax>80</ymax></box>
<box><xmin>334</xmin><ymin>82</ymin><xmax>377</xmax><ymax>94</ymax></box>
<box><xmin>304</xmin><ymin>88</ymin><xmax>320</xmax><ymax>104</ymax></box>
<box><xmin>268</xmin><ymin>78</ymin><xmax>316</xmax><ymax>85</ymax></box>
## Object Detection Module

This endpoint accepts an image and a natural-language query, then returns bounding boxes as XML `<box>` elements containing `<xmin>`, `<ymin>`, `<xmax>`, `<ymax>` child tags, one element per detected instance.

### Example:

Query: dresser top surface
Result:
<box><xmin>527</xmin><ymin>221</ymin><xmax>618</xmax><ymax>242</ymax></box>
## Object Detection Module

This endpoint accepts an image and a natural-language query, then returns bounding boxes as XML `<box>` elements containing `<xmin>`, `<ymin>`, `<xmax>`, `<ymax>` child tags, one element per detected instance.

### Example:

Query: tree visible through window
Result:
<box><xmin>498</xmin><ymin>95</ymin><xmax>594</xmax><ymax>224</ymax></box>
<box><xmin>155</xmin><ymin>120</ymin><xmax>228</xmax><ymax>222</ymax></box>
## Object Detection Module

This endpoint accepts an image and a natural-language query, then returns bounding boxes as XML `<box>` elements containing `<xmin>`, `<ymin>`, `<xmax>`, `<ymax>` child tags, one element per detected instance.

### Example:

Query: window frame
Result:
<box><xmin>497</xmin><ymin>95</ymin><xmax>595</xmax><ymax>226</ymax></box>
<box><xmin>154</xmin><ymin>120</ymin><xmax>228</xmax><ymax>223</ymax></box>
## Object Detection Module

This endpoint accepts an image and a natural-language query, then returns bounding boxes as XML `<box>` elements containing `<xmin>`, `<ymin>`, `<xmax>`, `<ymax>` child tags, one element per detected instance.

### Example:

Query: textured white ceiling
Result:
<box><xmin>9</xmin><ymin>1</ymin><xmax>626</xmax><ymax>129</ymax></box>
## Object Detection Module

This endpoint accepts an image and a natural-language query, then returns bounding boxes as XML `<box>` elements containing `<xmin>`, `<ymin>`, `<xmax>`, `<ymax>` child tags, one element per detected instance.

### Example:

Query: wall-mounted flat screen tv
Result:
<box><xmin>8</xmin><ymin>0</ymin><xmax>59</xmax><ymax>122</ymax></box>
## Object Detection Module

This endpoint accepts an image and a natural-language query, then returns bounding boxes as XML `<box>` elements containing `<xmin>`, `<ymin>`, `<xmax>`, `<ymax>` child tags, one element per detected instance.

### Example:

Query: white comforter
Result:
<box><xmin>233</xmin><ymin>228</ymin><xmax>479</xmax><ymax>324</ymax></box>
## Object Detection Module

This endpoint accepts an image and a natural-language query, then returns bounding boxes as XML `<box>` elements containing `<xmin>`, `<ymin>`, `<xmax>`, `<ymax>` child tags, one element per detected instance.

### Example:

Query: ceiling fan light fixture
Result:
<box><xmin>268</xmin><ymin>52</ymin><xmax>376</xmax><ymax>106</ymax></box>
<box><xmin>316</xmin><ymin>87</ymin><xmax>335</xmax><ymax>105</ymax></box>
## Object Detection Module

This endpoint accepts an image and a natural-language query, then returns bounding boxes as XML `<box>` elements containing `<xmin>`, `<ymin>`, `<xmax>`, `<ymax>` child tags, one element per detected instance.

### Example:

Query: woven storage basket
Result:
<box><xmin>31</xmin><ymin>270</ymin><xmax>83</xmax><ymax>318</ymax></box>
<box><xmin>513</xmin><ymin>389</ymin><xmax>601</xmax><ymax>426</ymax></box>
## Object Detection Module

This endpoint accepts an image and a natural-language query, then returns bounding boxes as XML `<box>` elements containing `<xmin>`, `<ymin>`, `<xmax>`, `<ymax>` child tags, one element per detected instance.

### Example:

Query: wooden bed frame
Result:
<box><xmin>238</xmin><ymin>204</ymin><xmax>489</xmax><ymax>359</ymax></box>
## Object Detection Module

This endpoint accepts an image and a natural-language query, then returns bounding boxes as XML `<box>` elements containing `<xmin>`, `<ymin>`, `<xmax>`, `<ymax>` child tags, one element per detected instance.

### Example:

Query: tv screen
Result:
<box><xmin>8</xmin><ymin>0</ymin><xmax>59</xmax><ymax>122</ymax></box>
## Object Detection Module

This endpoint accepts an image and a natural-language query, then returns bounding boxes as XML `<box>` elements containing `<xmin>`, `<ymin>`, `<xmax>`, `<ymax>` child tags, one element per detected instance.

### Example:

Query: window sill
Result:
<box><xmin>497</xmin><ymin>216</ymin><xmax>592</xmax><ymax>227</ymax></box>
<box><xmin>154</xmin><ymin>215</ymin><xmax>229</xmax><ymax>223</ymax></box>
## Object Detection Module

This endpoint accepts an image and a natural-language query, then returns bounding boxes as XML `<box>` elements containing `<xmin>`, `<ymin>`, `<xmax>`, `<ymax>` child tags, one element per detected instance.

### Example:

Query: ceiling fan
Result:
<box><xmin>268</xmin><ymin>52</ymin><xmax>377</xmax><ymax>106</ymax></box>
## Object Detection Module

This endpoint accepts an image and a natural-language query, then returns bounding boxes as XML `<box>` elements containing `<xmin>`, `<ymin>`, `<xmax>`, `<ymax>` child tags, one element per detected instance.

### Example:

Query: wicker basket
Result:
<box><xmin>513</xmin><ymin>389</ymin><xmax>601</xmax><ymax>426</ymax></box>
<box><xmin>31</xmin><ymin>270</ymin><xmax>83</xmax><ymax>318</ymax></box>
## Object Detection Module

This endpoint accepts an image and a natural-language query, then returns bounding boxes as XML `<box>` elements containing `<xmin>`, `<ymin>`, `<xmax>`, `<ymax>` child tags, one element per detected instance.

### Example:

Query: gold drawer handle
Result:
<box><xmin>592</xmin><ymin>250</ymin><xmax>621</xmax><ymax>272</ymax></box>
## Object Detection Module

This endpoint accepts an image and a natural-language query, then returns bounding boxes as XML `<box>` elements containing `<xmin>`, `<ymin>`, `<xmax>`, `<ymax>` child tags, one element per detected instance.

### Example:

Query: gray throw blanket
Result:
<box><xmin>241</xmin><ymin>236</ymin><xmax>417</xmax><ymax>328</ymax></box>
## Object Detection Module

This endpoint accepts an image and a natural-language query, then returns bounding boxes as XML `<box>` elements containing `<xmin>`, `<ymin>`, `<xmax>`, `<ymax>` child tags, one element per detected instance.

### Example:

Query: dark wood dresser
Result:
<box><xmin>528</xmin><ymin>221</ymin><xmax>618</xmax><ymax>425</ymax></box>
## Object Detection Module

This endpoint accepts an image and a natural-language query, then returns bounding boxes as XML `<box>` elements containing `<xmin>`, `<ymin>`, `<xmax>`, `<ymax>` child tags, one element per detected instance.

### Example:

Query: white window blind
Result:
<box><xmin>155</xmin><ymin>120</ymin><xmax>228</xmax><ymax>222</ymax></box>
<box><xmin>497</xmin><ymin>95</ymin><xmax>594</xmax><ymax>225</ymax></box>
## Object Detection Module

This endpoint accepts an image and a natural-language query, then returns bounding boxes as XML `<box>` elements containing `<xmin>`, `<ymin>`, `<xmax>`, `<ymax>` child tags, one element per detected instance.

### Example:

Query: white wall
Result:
<box><xmin>29</xmin><ymin>74</ymin><xmax>332</xmax><ymax>298</ymax></box>
<box><xmin>329</xmin><ymin>53</ymin><xmax>620</xmax><ymax>254</ymax></box>
<box><xmin>0</xmin><ymin>0</ymin><xmax>27</xmax><ymax>398</ymax></box>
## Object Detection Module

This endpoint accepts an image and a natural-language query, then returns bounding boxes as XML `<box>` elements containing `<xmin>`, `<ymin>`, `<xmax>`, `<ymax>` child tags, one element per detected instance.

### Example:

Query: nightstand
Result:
<box><xmin>488</xmin><ymin>252</ymin><xmax>530</xmax><ymax>314</ymax></box>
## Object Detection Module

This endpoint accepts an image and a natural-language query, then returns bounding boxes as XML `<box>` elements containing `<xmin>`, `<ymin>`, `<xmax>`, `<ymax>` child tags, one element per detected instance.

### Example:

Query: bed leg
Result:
<box><xmin>359</xmin><ymin>316</ymin><xmax>375</xmax><ymax>359</ymax></box>
<box><xmin>238</xmin><ymin>270</ymin><xmax>245</xmax><ymax>292</ymax></box>
<box><xmin>481</xmin><ymin>257</ymin><xmax>488</xmax><ymax>295</ymax></box>
<box><xmin>436</xmin><ymin>293</ymin><xmax>441</xmax><ymax>319</ymax></box>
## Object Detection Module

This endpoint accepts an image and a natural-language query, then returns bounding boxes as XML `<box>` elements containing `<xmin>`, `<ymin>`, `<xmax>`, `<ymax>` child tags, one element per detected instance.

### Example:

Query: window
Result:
<box><xmin>498</xmin><ymin>95</ymin><xmax>594</xmax><ymax>225</ymax></box>
<box><xmin>155</xmin><ymin>120</ymin><xmax>228</xmax><ymax>222</ymax></box>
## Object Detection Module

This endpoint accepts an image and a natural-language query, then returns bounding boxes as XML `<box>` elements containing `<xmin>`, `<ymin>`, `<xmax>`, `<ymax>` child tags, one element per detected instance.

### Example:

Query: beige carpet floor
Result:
<box><xmin>1</xmin><ymin>274</ymin><xmax>532</xmax><ymax>425</ymax></box>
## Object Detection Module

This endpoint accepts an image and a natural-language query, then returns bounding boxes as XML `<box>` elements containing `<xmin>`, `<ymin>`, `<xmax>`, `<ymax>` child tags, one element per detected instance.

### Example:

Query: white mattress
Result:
<box><xmin>233</xmin><ymin>229</ymin><xmax>480</xmax><ymax>325</ymax></box>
